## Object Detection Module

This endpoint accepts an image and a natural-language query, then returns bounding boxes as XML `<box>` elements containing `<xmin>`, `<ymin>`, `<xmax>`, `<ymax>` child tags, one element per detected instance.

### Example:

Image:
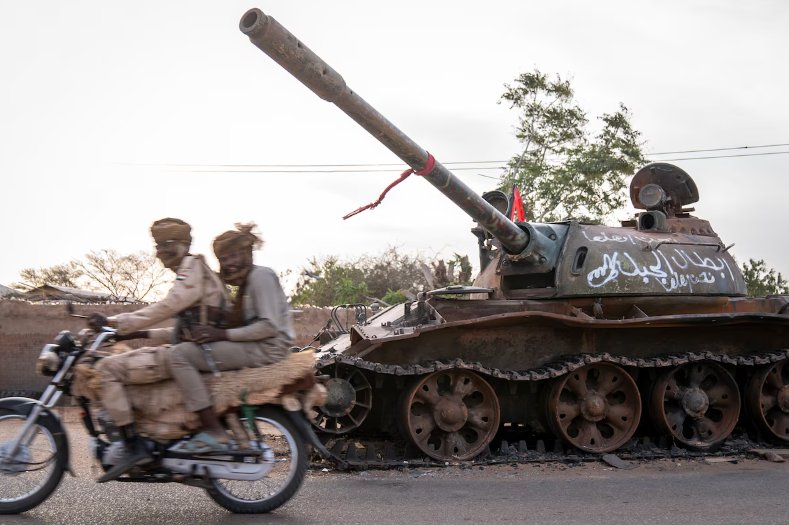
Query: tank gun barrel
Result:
<box><xmin>239</xmin><ymin>9</ymin><xmax>530</xmax><ymax>254</ymax></box>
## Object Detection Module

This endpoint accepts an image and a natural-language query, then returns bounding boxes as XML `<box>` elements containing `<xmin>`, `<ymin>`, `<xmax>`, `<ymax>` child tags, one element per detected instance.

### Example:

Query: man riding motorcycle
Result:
<box><xmin>90</xmin><ymin>217</ymin><xmax>228</xmax><ymax>482</ymax></box>
<box><xmin>170</xmin><ymin>222</ymin><xmax>294</xmax><ymax>452</ymax></box>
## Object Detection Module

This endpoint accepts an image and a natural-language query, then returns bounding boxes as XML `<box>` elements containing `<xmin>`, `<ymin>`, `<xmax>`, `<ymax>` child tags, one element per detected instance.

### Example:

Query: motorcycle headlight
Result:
<box><xmin>36</xmin><ymin>344</ymin><xmax>62</xmax><ymax>376</ymax></box>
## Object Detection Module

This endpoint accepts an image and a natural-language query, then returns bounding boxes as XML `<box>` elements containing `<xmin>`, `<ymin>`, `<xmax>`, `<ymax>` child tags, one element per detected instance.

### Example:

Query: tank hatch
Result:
<box><xmin>630</xmin><ymin>162</ymin><xmax>699</xmax><ymax>215</ymax></box>
<box><xmin>626</xmin><ymin>163</ymin><xmax>717</xmax><ymax>237</ymax></box>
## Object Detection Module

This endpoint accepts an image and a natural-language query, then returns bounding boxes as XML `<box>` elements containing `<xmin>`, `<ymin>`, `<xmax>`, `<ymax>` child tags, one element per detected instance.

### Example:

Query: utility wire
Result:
<box><xmin>649</xmin><ymin>150</ymin><xmax>789</xmax><ymax>162</ymax></box>
<box><xmin>164</xmin><ymin>160</ymin><xmax>504</xmax><ymax>168</ymax></box>
<box><xmin>179</xmin><ymin>167</ymin><xmax>502</xmax><ymax>179</ymax></box>
<box><xmin>648</xmin><ymin>143</ymin><xmax>789</xmax><ymax>156</ymax></box>
<box><xmin>173</xmin><ymin>149</ymin><xmax>789</xmax><ymax>175</ymax></box>
<box><xmin>145</xmin><ymin>139</ymin><xmax>789</xmax><ymax>174</ymax></box>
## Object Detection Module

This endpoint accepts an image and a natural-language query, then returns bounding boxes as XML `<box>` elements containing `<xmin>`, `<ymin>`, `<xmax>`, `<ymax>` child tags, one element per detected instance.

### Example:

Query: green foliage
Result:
<box><xmin>498</xmin><ymin>70</ymin><xmax>646</xmax><ymax>223</ymax></box>
<box><xmin>290</xmin><ymin>256</ymin><xmax>365</xmax><ymax>306</ymax></box>
<box><xmin>381</xmin><ymin>289</ymin><xmax>408</xmax><ymax>305</ymax></box>
<box><xmin>741</xmin><ymin>259</ymin><xmax>789</xmax><ymax>297</ymax></box>
<box><xmin>290</xmin><ymin>247</ymin><xmax>473</xmax><ymax>307</ymax></box>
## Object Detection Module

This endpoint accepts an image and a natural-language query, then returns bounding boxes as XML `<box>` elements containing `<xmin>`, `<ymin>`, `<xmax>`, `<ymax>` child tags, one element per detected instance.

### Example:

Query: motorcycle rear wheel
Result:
<box><xmin>0</xmin><ymin>406</ymin><xmax>68</xmax><ymax>514</ymax></box>
<box><xmin>206</xmin><ymin>406</ymin><xmax>308</xmax><ymax>513</ymax></box>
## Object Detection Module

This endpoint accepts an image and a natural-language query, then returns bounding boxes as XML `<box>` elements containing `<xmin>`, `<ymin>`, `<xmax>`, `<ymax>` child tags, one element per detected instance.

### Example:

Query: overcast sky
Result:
<box><xmin>1</xmin><ymin>1</ymin><xmax>787</xmax><ymax>294</ymax></box>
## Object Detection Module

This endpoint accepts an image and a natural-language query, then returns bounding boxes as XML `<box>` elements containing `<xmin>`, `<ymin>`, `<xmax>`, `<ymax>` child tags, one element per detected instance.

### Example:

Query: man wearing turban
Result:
<box><xmin>168</xmin><ymin>223</ymin><xmax>294</xmax><ymax>452</ymax></box>
<box><xmin>90</xmin><ymin>217</ymin><xmax>228</xmax><ymax>482</ymax></box>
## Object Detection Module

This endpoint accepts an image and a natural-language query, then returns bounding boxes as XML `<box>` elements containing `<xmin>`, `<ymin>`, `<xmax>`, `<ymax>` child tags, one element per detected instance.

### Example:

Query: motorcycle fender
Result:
<box><xmin>0</xmin><ymin>397</ymin><xmax>73</xmax><ymax>476</ymax></box>
<box><xmin>284</xmin><ymin>410</ymin><xmax>347</xmax><ymax>469</ymax></box>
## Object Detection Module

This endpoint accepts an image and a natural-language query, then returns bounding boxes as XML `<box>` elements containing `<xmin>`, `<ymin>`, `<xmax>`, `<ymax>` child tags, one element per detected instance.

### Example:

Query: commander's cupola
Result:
<box><xmin>626</xmin><ymin>163</ymin><xmax>716</xmax><ymax>237</ymax></box>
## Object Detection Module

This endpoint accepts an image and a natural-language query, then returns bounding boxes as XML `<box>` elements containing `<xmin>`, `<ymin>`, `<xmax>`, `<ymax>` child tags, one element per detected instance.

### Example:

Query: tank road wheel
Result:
<box><xmin>649</xmin><ymin>362</ymin><xmax>740</xmax><ymax>450</ymax></box>
<box><xmin>311</xmin><ymin>366</ymin><xmax>372</xmax><ymax>435</ymax></box>
<box><xmin>545</xmin><ymin>362</ymin><xmax>641</xmax><ymax>453</ymax></box>
<box><xmin>745</xmin><ymin>359</ymin><xmax>789</xmax><ymax>442</ymax></box>
<box><xmin>401</xmin><ymin>370</ymin><xmax>500</xmax><ymax>461</ymax></box>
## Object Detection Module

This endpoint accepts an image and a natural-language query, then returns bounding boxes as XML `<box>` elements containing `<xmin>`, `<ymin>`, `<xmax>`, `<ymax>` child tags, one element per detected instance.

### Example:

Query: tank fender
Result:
<box><xmin>0</xmin><ymin>397</ymin><xmax>72</xmax><ymax>476</ymax></box>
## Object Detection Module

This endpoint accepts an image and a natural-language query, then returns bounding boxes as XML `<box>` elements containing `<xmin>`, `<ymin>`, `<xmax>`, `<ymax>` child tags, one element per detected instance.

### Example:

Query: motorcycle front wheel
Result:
<box><xmin>0</xmin><ymin>405</ymin><xmax>68</xmax><ymax>514</ymax></box>
<box><xmin>206</xmin><ymin>406</ymin><xmax>308</xmax><ymax>513</ymax></box>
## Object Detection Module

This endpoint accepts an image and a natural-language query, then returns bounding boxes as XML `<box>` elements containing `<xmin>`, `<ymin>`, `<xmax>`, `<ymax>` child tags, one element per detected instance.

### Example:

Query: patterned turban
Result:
<box><xmin>213</xmin><ymin>223</ymin><xmax>264</xmax><ymax>257</ymax></box>
<box><xmin>150</xmin><ymin>217</ymin><xmax>192</xmax><ymax>244</ymax></box>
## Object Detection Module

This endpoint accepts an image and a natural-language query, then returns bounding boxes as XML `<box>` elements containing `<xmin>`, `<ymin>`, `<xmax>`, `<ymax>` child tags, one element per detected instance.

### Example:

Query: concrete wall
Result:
<box><xmin>0</xmin><ymin>301</ymin><xmax>330</xmax><ymax>395</ymax></box>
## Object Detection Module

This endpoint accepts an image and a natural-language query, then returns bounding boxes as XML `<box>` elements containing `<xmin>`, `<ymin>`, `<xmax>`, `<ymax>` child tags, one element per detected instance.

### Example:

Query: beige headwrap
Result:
<box><xmin>213</xmin><ymin>223</ymin><xmax>264</xmax><ymax>257</ymax></box>
<box><xmin>150</xmin><ymin>218</ymin><xmax>192</xmax><ymax>244</ymax></box>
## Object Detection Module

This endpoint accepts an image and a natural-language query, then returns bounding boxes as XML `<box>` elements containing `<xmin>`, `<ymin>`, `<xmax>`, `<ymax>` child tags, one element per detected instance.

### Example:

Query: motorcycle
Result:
<box><xmin>0</xmin><ymin>320</ymin><xmax>334</xmax><ymax>515</ymax></box>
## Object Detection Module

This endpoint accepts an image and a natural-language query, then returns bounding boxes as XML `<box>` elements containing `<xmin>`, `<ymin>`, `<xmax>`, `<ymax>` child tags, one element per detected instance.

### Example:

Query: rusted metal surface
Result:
<box><xmin>745</xmin><ymin>361</ymin><xmax>789</xmax><ymax>442</ymax></box>
<box><xmin>544</xmin><ymin>362</ymin><xmax>641</xmax><ymax>453</ymax></box>
<box><xmin>330</xmin><ymin>304</ymin><xmax>789</xmax><ymax>375</ymax></box>
<box><xmin>400</xmin><ymin>370</ymin><xmax>500</xmax><ymax>461</ymax></box>
<box><xmin>307</xmin><ymin>299</ymin><xmax>789</xmax><ymax>462</ymax></box>
<box><xmin>630</xmin><ymin>163</ymin><xmax>699</xmax><ymax>214</ymax></box>
<box><xmin>310</xmin><ymin>353</ymin><xmax>789</xmax><ymax>467</ymax></box>
<box><xmin>648</xmin><ymin>362</ymin><xmax>740</xmax><ymax>449</ymax></box>
<box><xmin>312</xmin><ymin>367</ymin><xmax>372</xmax><ymax>435</ymax></box>
<box><xmin>315</xmin><ymin>352</ymin><xmax>789</xmax><ymax>386</ymax></box>
<box><xmin>557</xmin><ymin>224</ymin><xmax>746</xmax><ymax>297</ymax></box>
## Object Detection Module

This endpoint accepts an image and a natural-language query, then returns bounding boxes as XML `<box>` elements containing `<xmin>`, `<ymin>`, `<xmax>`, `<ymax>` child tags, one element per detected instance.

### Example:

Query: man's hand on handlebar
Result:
<box><xmin>88</xmin><ymin>313</ymin><xmax>108</xmax><ymax>331</ymax></box>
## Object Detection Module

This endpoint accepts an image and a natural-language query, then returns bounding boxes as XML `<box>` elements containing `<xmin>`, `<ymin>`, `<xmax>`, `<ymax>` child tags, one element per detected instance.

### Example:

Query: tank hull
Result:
<box><xmin>313</xmin><ymin>295</ymin><xmax>789</xmax><ymax>460</ymax></box>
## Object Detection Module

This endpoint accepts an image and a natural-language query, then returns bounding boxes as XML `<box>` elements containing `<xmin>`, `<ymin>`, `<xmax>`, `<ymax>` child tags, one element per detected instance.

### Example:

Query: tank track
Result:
<box><xmin>314</xmin><ymin>349</ymin><xmax>789</xmax><ymax>469</ymax></box>
<box><xmin>316</xmin><ymin>349</ymin><xmax>789</xmax><ymax>380</ymax></box>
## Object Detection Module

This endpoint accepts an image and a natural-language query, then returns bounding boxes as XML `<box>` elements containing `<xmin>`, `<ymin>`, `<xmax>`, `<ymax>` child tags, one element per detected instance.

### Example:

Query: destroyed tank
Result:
<box><xmin>240</xmin><ymin>9</ymin><xmax>789</xmax><ymax>463</ymax></box>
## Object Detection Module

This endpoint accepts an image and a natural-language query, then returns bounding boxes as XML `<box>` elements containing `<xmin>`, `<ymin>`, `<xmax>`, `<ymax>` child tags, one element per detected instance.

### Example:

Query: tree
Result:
<box><xmin>290</xmin><ymin>248</ymin><xmax>473</xmax><ymax>307</ymax></box>
<box><xmin>72</xmin><ymin>249</ymin><xmax>169</xmax><ymax>302</ymax></box>
<box><xmin>15</xmin><ymin>250</ymin><xmax>169</xmax><ymax>302</ymax></box>
<box><xmin>290</xmin><ymin>256</ymin><xmax>367</xmax><ymax>307</ymax></box>
<box><xmin>741</xmin><ymin>259</ymin><xmax>789</xmax><ymax>297</ymax></box>
<box><xmin>15</xmin><ymin>263</ymin><xmax>83</xmax><ymax>290</ymax></box>
<box><xmin>356</xmin><ymin>247</ymin><xmax>430</xmax><ymax>300</ymax></box>
<box><xmin>498</xmin><ymin>69</ymin><xmax>646</xmax><ymax>223</ymax></box>
<box><xmin>429</xmin><ymin>254</ymin><xmax>473</xmax><ymax>290</ymax></box>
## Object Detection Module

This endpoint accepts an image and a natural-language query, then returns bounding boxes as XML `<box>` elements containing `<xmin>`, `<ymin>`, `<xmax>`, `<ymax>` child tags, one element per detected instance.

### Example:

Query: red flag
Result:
<box><xmin>510</xmin><ymin>186</ymin><xmax>525</xmax><ymax>222</ymax></box>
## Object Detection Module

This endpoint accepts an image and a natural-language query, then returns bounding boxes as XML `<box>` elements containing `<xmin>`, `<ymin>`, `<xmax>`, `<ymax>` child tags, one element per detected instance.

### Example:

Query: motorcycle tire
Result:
<box><xmin>205</xmin><ymin>406</ymin><xmax>308</xmax><ymax>513</ymax></box>
<box><xmin>0</xmin><ymin>403</ymin><xmax>68</xmax><ymax>514</ymax></box>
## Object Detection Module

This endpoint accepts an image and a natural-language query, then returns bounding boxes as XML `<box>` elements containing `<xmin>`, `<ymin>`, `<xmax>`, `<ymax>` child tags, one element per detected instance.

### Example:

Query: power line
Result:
<box><xmin>147</xmin><ymin>141</ymin><xmax>789</xmax><ymax>170</ymax></box>
<box><xmin>173</xmin><ymin>149</ymin><xmax>788</xmax><ymax>175</ymax></box>
<box><xmin>648</xmin><ymin>143</ymin><xmax>789</xmax><ymax>156</ymax></box>
<box><xmin>649</xmin><ymin>150</ymin><xmax>789</xmax><ymax>162</ymax></box>
<box><xmin>177</xmin><ymin>167</ymin><xmax>503</xmax><ymax>179</ymax></box>
<box><xmin>163</xmin><ymin>160</ymin><xmax>504</xmax><ymax>168</ymax></box>
<box><xmin>143</xmin><ymin>141</ymin><xmax>789</xmax><ymax>177</ymax></box>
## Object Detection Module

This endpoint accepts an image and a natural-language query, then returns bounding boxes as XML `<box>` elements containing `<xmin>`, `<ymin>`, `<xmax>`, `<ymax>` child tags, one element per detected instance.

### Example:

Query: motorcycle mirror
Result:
<box><xmin>66</xmin><ymin>301</ymin><xmax>88</xmax><ymax>319</ymax></box>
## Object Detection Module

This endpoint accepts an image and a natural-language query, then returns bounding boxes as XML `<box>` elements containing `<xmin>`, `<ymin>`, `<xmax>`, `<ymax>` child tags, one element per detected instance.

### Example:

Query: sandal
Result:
<box><xmin>173</xmin><ymin>431</ymin><xmax>231</xmax><ymax>454</ymax></box>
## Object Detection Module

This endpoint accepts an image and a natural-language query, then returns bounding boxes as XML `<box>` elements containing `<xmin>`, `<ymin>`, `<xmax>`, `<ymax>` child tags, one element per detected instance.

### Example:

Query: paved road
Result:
<box><xmin>2</xmin><ymin>419</ymin><xmax>788</xmax><ymax>525</ymax></box>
